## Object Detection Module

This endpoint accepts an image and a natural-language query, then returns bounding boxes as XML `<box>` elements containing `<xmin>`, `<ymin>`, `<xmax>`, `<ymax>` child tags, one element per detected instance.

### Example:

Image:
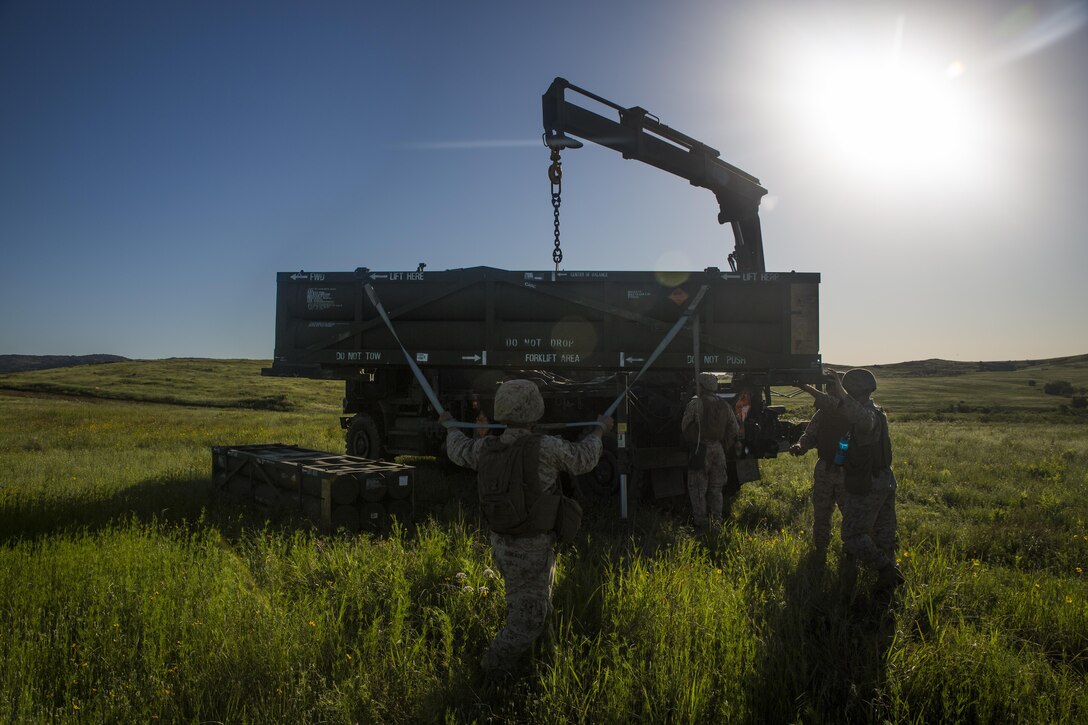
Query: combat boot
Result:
<box><xmin>804</xmin><ymin>547</ymin><xmax>827</xmax><ymax>576</ymax></box>
<box><xmin>874</xmin><ymin>563</ymin><xmax>905</xmax><ymax>594</ymax></box>
<box><xmin>477</xmin><ymin>664</ymin><xmax>515</xmax><ymax>699</ymax></box>
<box><xmin>840</xmin><ymin>553</ymin><xmax>859</xmax><ymax>590</ymax></box>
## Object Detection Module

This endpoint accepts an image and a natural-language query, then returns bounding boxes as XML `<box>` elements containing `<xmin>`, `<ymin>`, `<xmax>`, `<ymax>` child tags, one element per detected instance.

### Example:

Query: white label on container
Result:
<box><xmin>337</xmin><ymin>351</ymin><xmax>381</xmax><ymax>361</ymax></box>
<box><xmin>399</xmin><ymin>476</ymin><xmax>408</xmax><ymax>487</ymax></box>
<box><xmin>416</xmin><ymin>353</ymin><xmax>429</xmax><ymax>362</ymax></box>
<box><xmin>306</xmin><ymin>288</ymin><xmax>340</xmax><ymax>312</ymax></box>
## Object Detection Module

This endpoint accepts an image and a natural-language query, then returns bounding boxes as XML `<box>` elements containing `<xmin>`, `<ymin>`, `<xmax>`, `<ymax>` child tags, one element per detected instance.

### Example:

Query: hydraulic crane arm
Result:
<box><xmin>542</xmin><ymin>77</ymin><xmax>768</xmax><ymax>273</ymax></box>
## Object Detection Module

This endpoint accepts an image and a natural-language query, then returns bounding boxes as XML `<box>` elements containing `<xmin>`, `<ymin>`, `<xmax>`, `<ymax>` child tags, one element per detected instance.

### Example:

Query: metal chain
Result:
<box><xmin>548</xmin><ymin>147</ymin><xmax>563</xmax><ymax>269</ymax></box>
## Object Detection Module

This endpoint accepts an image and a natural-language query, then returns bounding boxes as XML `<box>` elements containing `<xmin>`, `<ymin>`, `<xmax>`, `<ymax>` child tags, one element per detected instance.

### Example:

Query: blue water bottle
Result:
<box><xmin>833</xmin><ymin>432</ymin><xmax>851</xmax><ymax>465</ymax></box>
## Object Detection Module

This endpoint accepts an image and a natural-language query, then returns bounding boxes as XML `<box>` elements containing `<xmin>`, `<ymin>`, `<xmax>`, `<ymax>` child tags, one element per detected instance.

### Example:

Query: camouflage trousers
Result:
<box><xmin>811</xmin><ymin>460</ymin><xmax>846</xmax><ymax>551</ymax></box>
<box><xmin>841</xmin><ymin>468</ymin><xmax>897</xmax><ymax>571</ymax></box>
<box><xmin>481</xmin><ymin>531</ymin><xmax>556</xmax><ymax>674</ymax></box>
<box><xmin>687</xmin><ymin>441</ymin><xmax>727</xmax><ymax>526</ymax></box>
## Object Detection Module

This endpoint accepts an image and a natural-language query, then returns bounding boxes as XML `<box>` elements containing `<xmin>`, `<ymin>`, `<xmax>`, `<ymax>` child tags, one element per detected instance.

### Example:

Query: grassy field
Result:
<box><xmin>1</xmin><ymin>359</ymin><xmax>1086</xmax><ymax>723</ymax></box>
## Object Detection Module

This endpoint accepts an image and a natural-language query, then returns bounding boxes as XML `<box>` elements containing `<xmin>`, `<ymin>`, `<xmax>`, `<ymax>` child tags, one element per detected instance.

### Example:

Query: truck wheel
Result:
<box><xmin>346</xmin><ymin>414</ymin><xmax>381</xmax><ymax>459</ymax></box>
<box><xmin>578</xmin><ymin>447</ymin><xmax>619</xmax><ymax>497</ymax></box>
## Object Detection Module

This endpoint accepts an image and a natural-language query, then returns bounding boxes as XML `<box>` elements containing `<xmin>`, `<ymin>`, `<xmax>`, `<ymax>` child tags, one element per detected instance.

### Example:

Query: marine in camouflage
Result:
<box><xmin>446</xmin><ymin>428</ymin><xmax>603</xmax><ymax>498</ymax></box>
<box><xmin>810</xmin><ymin>461</ymin><xmax>846</xmax><ymax>551</ymax></box>
<box><xmin>480</xmin><ymin>531</ymin><xmax>556</xmax><ymax>673</ymax></box>
<box><xmin>686</xmin><ymin>441</ymin><xmax>728</xmax><ymax>526</ymax></box>
<box><xmin>682</xmin><ymin>373</ymin><xmax>739</xmax><ymax>527</ymax></box>
<box><xmin>810</xmin><ymin>387</ymin><xmax>899</xmax><ymax>576</ymax></box>
<box><xmin>492</xmin><ymin>378</ymin><xmax>545</xmax><ymax>425</ymax></box>
<box><xmin>840</xmin><ymin>468</ymin><xmax>897</xmax><ymax>569</ymax></box>
<box><xmin>445</xmin><ymin>380</ymin><xmax>605</xmax><ymax>673</ymax></box>
<box><xmin>793</xmin><ymin>411</ymin><xmax>847</xmax><ymax>551</ymax></box>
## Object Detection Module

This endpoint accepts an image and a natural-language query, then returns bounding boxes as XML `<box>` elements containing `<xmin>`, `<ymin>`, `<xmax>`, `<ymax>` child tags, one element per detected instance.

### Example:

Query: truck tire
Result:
<box><xmin>578</xmin><ymin>446</ymin><xmax>619</xmax><ymax>497</ymax></box>
<box><xmin>346</xmin><ymin>414</ymin><xmax>381</xmax><ymax>459</ymax></box>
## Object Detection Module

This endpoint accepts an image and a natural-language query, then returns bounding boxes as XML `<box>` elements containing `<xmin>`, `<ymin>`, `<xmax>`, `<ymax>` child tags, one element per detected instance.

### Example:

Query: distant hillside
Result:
<box><xmin>0</xmin><ymin>354</ymin><xmax>129</xmax><ymax>374</ymax></box>
<box><xmin>0</xmin><ymin>358</ymin><xmax>340</xmax><ymax>413</ymax></box>
<box><xmin>828</xmin><ymin>354</ymin><xmax>1088</xmax><ymax>378</ymax></box>
<box><xmin>4</xmin><ymin>353</ymin><xmax>1085</xmax><ymax>379</ymax></box>
<box><xmin>773</xmin><ymin>353</ymin><xmax>1088</xmax><ymax>421</ymax></box>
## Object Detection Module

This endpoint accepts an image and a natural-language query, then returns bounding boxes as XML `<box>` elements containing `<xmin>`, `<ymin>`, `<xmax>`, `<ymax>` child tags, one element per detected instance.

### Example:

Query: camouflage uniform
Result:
<box><xmin>841</xmin><ymin>467</ymin><xmax>897</xmax><ymax>569</ymax></box>
<box><xmin>811</xmin><ymin>389</ymin><xmax>897</xmax><ymax>572</ymax></box>
<box><xmin>682</xmin><ymin>373</ymin><xmax>739</xmax><ymax>527</ymax></box>
<box><xmin>794</xmin><ymin>410</ymin><xmax>847</xmax><ymax>551</ymax></box>
<box><xmin>445</xmin><ymin>381</ymin><xmax>603</xmax><ymax>674</ymax></box>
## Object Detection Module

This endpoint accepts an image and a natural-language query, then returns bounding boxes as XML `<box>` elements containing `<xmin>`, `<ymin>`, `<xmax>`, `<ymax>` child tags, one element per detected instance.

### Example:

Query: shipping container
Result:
<box><xmin>263</xmin><ymin>265</ymin><xmax>821</xmax><ymax>507</ymax></box>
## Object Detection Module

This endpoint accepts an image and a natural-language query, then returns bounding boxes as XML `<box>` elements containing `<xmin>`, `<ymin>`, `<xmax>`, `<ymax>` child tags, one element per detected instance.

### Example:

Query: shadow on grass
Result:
<box><xmin>0</xmin><ymin>457</ymin><xmax>520</xmax><ymax>551</ymax></box>
<box><xmin>750</xmin><ymin>552</ymin><xmax>899</xmax><ymax>723</ymax></box>
<box><xmin>0</xmin><ymin>473</ymin><xmax>295</xmax><ymax>545</ymax></box>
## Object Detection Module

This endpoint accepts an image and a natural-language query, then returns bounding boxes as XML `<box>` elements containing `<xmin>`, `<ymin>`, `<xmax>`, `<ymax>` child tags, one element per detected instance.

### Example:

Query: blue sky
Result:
<box><xmin>2</xmin><ymin>0</ymin><xmax>1086</xmax><ymax>364</ymax></box>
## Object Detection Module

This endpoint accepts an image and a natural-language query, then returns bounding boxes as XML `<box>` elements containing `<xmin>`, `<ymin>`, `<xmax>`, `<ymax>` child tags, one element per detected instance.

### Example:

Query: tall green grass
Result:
<box><xmin>1</xmin><ymin>360</ymin><xmax>1086</xmax><ymax>722</ymax></box>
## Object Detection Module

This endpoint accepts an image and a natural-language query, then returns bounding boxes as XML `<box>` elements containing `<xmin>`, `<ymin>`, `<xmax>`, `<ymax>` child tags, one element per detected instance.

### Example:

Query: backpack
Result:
<box><xmin>477</xmin><ymin>434</ymin><xmax>581</xmax><ymax>540</ymax></box>
<box><xmin>843</xmin><ymin>407</ymin><xmax>893</xmax><ymax>495</ymax></box>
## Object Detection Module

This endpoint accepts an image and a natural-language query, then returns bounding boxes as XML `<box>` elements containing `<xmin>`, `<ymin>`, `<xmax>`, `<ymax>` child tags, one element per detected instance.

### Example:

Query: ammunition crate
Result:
<box><xmin>211</xmin><ymin>444</ymin><xmax>415</xmax><ymax>532</ymax></box>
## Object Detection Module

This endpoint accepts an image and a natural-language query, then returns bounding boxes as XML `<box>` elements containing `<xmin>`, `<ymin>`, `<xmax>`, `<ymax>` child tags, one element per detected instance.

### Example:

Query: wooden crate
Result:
<box><xmin>212</xmin><ymin>444</ymin><xmax>415</xmax><ymax>532</ymax></box>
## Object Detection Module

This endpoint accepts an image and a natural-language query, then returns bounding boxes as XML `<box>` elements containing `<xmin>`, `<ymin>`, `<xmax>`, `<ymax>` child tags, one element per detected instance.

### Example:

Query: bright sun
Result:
<box><xmin>815</xmin><ymin>64</ymin><xmax>965</xmax><ymax>156</ymax></box>
<box><xmin>790</xmin><ymin>19</ymin><xmax>990</xmax><ymax>187</ymax></box>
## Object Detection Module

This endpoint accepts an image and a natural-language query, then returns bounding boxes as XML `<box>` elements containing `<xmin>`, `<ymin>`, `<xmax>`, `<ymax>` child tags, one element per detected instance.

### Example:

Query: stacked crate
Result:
<box><xmin>211</xmin><ymin>444</ymin><xmax>415</xmax><ymax>532</ymax></box>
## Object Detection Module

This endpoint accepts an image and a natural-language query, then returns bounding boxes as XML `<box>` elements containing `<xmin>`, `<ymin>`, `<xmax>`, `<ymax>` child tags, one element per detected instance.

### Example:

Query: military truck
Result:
<box><xmin>263</xmin><ymin>79</ymin><xmax>821</xmax><ymax>512</ymax></box>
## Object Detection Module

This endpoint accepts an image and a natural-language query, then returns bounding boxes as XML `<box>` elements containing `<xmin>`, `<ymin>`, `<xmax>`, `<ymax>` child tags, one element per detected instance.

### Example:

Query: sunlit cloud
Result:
<box><xmin>403</xmin><ymin>139</ymin><xmax>540</xmax><ymax>150</ymax></box>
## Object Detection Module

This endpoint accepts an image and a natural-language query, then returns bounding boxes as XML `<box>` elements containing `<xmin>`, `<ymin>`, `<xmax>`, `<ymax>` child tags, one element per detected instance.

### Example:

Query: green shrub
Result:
<box><xmin>1045</xmin><ymin>381</ymin><xmax>1075</xmax><ymax>396</ymax></box>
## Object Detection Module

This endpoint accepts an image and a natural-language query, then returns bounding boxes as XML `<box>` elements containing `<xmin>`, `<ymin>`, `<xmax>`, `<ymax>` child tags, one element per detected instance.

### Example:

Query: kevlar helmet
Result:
<box><xmin>698</xmin><ymin>372</ymin><xmax>718</xmax><ymax>394</ymax></box>
<box><xmin>494</xmin><ymin>379</ymin><xmax>545</xmax><ymax>425</ymax></box>
<box><xmin>842</xmin><ymin>368</ymin><xmax>878</xmax><ymax>395</ymax></box>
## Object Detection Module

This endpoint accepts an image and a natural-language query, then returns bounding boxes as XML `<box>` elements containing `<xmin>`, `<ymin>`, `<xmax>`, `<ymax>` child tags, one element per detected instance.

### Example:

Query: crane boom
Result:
<box><xmin>542</xmin><ymin>77</ymin><xmax>768</xmax><ymax>273</ymax></box>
